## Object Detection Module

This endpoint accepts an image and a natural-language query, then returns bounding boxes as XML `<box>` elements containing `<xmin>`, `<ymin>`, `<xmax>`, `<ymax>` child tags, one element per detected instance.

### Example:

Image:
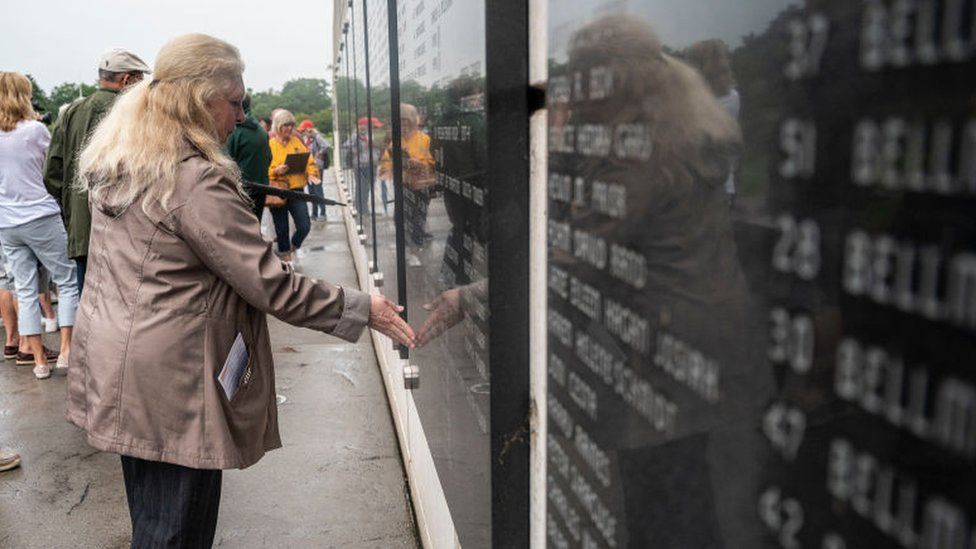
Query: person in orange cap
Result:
<box><xmin>298</xmin><ymin>119</ymin><xmax>331</xmax><ymax>220</ymax></box>
<box><xmin>357</xmin><ymin>116</ymin><xmax>382</xmax><ymax>128</ymax></box>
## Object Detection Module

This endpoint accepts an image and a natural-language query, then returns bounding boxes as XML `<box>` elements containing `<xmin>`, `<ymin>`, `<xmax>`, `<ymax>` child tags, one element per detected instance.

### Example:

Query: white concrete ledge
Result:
<box><xmin>332</xmin><ymin>168</ymin><xmax>460</xmax><ymax>549</ymax></box>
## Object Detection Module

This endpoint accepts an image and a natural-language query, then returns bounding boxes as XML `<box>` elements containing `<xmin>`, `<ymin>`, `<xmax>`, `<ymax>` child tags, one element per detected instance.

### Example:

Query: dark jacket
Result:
<box><xmin>44</xmin><ymin>88</ymin><xmax>118</xmax><ymax>259</ymax></box>
<box><xmin>225</xmin><ymin>113</ymin><xmax>271</xmax><ymax>186</ymax></box>
<box><xmin>225</xmin><ymin>113</ymin><xmax>271</xmax><ymax>216</ymax></box>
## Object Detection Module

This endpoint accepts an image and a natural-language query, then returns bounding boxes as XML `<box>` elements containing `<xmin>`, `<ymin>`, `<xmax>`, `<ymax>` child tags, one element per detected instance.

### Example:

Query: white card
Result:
<box><xmin>218</xmin><ymin>333</ymin><xmax>249</xmax><ymax>400</ymax></box>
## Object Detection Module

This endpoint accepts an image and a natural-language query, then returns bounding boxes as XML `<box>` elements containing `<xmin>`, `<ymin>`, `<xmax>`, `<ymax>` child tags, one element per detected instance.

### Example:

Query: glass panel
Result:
<box><xmin>397</xmin><ymin>0</ymin><xmax>491</xmax><ymax>546</ymax></box>
<box><xmin>547</xmin><ymin>1</ymin><xmax>976</xmax><ymax>548</ymax></box>
<box><xmin>337</xmin><ymin>32</ymin><xmax>355</xmax><ymax>213</ymax></box>
<box><xmin>343</xmin><ymin>22</ymin><xmax>363</xmax><ymax>222</ymax></box>
<box><xmin>366</xmin><ymin>0</ymin><xmax>399</xmax><ymax>301</ymax></box>
<box><xmin>356</xmin><ymin>0</ymin><xmax>375</xmax><ymax>263</ymax></box>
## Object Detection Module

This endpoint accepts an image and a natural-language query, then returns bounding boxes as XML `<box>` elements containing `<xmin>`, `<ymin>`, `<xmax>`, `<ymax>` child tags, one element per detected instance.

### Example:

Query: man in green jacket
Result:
<box><xmin>44</xmin><ymin>48</ymin><xmax>150</xmax><ymax>291</ymax></box>
<box><xmin>224</xmin><ymin>94</ymin><xmax>271</xmax><ymax>220</ymax></box>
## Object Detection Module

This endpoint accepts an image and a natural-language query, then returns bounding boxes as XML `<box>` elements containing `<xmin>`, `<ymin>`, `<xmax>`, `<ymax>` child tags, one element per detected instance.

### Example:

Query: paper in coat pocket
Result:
<box><xmin>218</xmin><ymin>333</ymin><xmax>249</xmax><ymax>400</ymax></box>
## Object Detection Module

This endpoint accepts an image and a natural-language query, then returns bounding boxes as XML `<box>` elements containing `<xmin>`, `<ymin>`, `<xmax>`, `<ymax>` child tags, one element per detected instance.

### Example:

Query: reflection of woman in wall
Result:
<box><xmin>549</xmin><ymin>16</ymin><xmax>771</xmax><ymax>548</ymax></box>
<box><xmin>685</xmin><ymin>39</ymin><xmax>740</xmax><ymax>206</ymax></box>
<box><xmin>378</xmin><ymin>104</ymin><xmax>435</xmax><ymax>259</ymax></box>
<box><xmin>414</xmin><ymin>76</ymin><xmax>488</xmax><ymax>343</ymax></box>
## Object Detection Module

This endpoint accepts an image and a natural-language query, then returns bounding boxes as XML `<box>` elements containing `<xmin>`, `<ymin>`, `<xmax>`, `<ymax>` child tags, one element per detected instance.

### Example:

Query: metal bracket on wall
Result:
<box><xmin>527</xmin><ymin>84</ymin><xmax>547</xmax><ymax>113</ymax></box>
<box><xmin>403</xmin><ymin>363</ymin><xmax>419</xmax><ymax>390</ymax></box>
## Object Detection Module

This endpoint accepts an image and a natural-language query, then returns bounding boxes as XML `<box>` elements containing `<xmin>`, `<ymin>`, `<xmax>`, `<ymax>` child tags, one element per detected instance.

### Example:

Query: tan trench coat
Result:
<box><xmin>66</xmin><ymin>155</ymin><xmax>370</xmax><ymax>470</ymax></box>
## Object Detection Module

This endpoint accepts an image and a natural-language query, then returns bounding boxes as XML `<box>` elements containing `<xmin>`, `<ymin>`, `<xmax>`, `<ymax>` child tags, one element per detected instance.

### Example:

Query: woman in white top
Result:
<box><xmin>0</xmin><ymin>72</ymin><xmax>78</xmax><ymax>379</ymax></box>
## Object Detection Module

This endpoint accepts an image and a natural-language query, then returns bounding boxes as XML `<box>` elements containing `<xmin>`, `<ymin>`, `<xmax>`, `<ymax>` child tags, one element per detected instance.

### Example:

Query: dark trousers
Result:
<box><xmin>307</xmin><ymin>182</ymin><xmax>326</xmax><ymax>219</ymax></box>
<box><xmin>121</xmin><ymin>455</ymin><xmax>222</xmax><ymax>549</ymax></box>
<box><xmin>405</xmin><ymin>189</ymin><xmax>431</xmax><ymax>247</ymax></box>
<box><xmin>270</xmin><ymin>197</ymin><xmax>311</xmax><ymax>254</ymax></box>
<box><xmin>354</xmin><ymin>167</ymin><xmax>372</xmax><ymax>215</ymax></box>
<box><xmin>75</xmin><ymin>256</ymin><xmax>87</xmax><ymax>293</ymax></box>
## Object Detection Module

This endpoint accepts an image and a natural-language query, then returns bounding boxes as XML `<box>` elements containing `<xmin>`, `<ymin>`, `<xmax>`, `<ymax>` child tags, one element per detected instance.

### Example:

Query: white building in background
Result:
<box><xmin>395</xmin><ymin>0</ymin><xmax>484</xmax><ymax>88</ymax></box>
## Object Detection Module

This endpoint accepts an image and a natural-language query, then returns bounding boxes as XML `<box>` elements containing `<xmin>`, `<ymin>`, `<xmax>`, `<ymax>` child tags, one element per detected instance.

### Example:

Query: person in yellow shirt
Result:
<box><xmin>379</xmin><ymin>104</ymin><xmax>434</xmax><ymax>242</ymax></box>
<box><xmin>268</xmin><ymin>109</ymin><xmax>320</xmax><ymax>262</ymax></box>
<box><xmin>378</xmin><ymin>104</ymin><xmax>435</xmax><ymax>187</ymax></box>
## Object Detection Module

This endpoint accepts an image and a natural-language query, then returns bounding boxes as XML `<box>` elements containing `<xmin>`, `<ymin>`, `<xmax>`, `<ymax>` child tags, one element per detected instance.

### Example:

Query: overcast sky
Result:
<box><xmin>549</xmin><ymin>0</ymin><xmax>799</xmax><ymax>61</ymax></box>
<box><xmin>0</xmin><ymin>0</ymin><xmax>334</xmax><ymax>93</ymax></box>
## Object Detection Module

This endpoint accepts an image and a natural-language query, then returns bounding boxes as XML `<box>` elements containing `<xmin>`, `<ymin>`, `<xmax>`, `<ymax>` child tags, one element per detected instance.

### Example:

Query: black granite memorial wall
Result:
<box><xmin>546</xmin><ymin>1</ymin><xmax>976</xmax><ymax>548</ymax></box>
<box><xmin>335</xmin><ymin>0</ymin><xmax>531</xmax><ymax>546</ymax></box>
<box><xmin>396</xmin><ymin>0</ymin><xmax>495</xmax><ymax>543</ymax></box>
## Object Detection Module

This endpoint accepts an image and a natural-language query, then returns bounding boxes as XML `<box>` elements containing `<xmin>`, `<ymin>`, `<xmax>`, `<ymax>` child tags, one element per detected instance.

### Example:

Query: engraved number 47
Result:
<box><xmin>763</xmin><ymin>402</ymin><xmax>807</xmax><ymax>461</ymax></box>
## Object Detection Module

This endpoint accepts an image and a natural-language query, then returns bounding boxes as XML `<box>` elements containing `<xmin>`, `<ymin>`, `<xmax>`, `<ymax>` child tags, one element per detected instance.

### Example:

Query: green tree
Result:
<box><xmin>292</xmin><ymin>108</ymin><xmax>333</xmax><ymax>134</ymax></box>
<box><xmin>48</xmin><ymin>82</ymin><xmax>98</xmax><ymax>114</ymax></box>
<box><xmin>333</xmin><ymin>76</ymin><xmax>367</xmax><ymax>133</ymax></box>
<box><xmin>26</xmin><ymin>74</ymin><xmax>51</xmax><ymax>112</ymax></box>
<box><xmin>249</xmin><ymin>88</ymin><xmax>279</xmax><ymax>119</ymax></box>
<box><xmin>249</xmin><ymin>77</ymin><xmax>333</xmax><ymax>123</ymax></box>
<box><xmin>278</xmin><ymin>78</ymin><xmax>331</xmax><ymax>113</ymax></box>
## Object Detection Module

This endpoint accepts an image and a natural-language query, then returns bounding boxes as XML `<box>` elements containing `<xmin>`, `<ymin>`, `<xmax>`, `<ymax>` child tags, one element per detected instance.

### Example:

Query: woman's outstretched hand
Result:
<box><xmin>368</xmin><ymin>294</ymin><xmax>416</xmax><ymax>348</ymax></box>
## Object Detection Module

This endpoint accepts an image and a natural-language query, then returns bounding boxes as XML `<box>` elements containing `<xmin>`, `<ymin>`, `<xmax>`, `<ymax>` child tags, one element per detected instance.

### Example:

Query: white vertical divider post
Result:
<box><xmin>528</xmin><ymin>0</ymin><xmax>548</xmax><ymax>546</ymax></box>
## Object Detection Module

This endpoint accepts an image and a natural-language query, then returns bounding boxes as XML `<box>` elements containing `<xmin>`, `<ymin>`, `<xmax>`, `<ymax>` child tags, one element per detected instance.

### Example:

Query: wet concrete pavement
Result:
<box><xmin>0</xmin><ymin>175</ymin><xmax>419</xmax><ymax>548</ymax></box>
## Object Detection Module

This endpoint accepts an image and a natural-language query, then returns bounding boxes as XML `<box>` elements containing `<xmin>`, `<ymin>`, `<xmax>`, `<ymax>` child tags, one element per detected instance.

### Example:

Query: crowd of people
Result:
<box><xmin>0</xmin><ymin>34</ymin><xmax>414</xmax><ymax>546</ymax></box>
<box><xmin>226</xmin><ymin>100</ymin><xmax>332</xmax><ymax>263</ymax></box>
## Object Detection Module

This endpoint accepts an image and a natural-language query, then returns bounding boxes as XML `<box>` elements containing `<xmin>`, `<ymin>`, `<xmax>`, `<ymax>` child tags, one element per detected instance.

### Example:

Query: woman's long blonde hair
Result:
<box><xmin>683</xmin><ymin>39</ymin><xmax>734</xmax><ymax>97</ymax></box>
<box><xmin>79</xmin><ymin>33</ymin><xmax>245</xmax><ymax>214</ymax></box>
<box><xmin>0</xmin><ymin>72</ymin><xmax>35</xmax><ymax>132</ymax></box>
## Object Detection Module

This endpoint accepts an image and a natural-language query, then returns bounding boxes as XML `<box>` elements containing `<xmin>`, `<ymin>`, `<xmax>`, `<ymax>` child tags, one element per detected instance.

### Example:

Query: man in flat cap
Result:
<box><xmin>44</xmin><ymin>48</ymin><xmax>150</xmax><ymax>291</ymax></box>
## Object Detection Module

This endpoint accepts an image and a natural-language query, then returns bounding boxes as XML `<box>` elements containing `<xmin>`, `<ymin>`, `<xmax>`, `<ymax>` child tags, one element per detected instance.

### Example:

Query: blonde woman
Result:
<box><xmin>71</xmin><ymin>34</ymin><xmax>414</xmax><ymax>546</ymax></box>
<box><xmin>0</xmin><ymin>72</ymin><xmax>77</xmax><ymax>379</ymax></box>
<box><xmin>378</xmin><ymin>103</ymin><xmax>436</xmax><ymax>192</ymax></box>
<box><xmin>268</xmin><ymin>109</ymin><xmax>319</xmax><ymax>262</ymax></box>
<box><xmin>379</xmin><ymin>104</ymin><xmax>435</xmax><ymax>238</ymax></box>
